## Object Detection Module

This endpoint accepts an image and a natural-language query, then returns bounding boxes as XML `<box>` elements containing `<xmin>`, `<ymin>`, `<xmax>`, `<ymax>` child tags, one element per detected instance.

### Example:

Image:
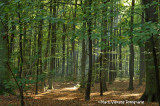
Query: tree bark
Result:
<box><xmin>48</xmin><ymin>0</ymin><xmax>57</xmax><ymax>89</ymax></box>
<box><xmin>18</xmin><ymin>2</ymin><xmax>25</xmax><ymax>105</ymax></box>
<box><xmin>80</xmin><ymin>0</ymin><xmax>86</xmax><ymax>89</ymax></box>
<box><xmin>128</xmin><ymin>0</ymin><xmax>135</xmax><ymax>90</ymax></box>
<box><xmin>72</xmin><ymin>0</ymin><xmax>78</xmax><ymax>78</ymax></box>
<box><xmin>0</xmin><ymin>1</ymin><xmax>10</xmax><ymax>94</ymax></box>
<box><xmin>139</xmin><ymin>10</ymin><xmax>145</xmax><ymax>86</ymax></box>
<box><xmin>85</xmin><ymin>0</ymin><xmax>92</xmax><ymax>101</ymax></box>
<box><xmin>140</xmin><ymin>0</ymin><xmax>160</xmax><ymax>104</ymax></box>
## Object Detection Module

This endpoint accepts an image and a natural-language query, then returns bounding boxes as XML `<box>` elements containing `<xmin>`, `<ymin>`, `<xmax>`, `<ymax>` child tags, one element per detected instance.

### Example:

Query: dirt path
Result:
<box><xmin>0</xmin><ymin>81</ymin><xmax>159</xmax><ymax>106</ymax></box>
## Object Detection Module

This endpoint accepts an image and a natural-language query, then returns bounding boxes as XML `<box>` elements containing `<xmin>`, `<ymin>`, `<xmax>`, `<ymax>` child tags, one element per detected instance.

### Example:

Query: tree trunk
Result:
<box><xmin>128</xmin><ymin>0</ymin><xmax>135</xmax><ymax>90</ymax></box>
<box><xmin>66</xmin><ymin>35</ymin><xmax>69</xmax><ymax>75</ymax></box>
<box><xmin>18</xmin><ymin>2</ymin><xmax>25</xmax><ymax>105</ymax></box>
<box><xmin>139</xmin><ymin>11</ymin><xmax>145</xmax><ymax>86</ymax></box>
<box><xmin>100</xmin><ymin>49</ymin><xmax>103</xmax><ymax>96</ymax></box>
<box><xmin>48</xmin><ymin>0</ymin><xmax>57</xmax><ymax>89</ymax></box>
<box><xmin>72</xmin><ymin>0</ymin><xmax>78</xmax><ymax>78</ymax></box>
<box><xmin>85</xmin><ymin>0</ymin><xmax>92</xmax><ymax>101</ymax></box>
<box><xmin>101</xmin><ymin>0</ymin><xmax>108</xmax><ymax>92</ymax></box>
<box><xmin>0</xmin><ymin>3</ymin><xmax>10</xmax><ymax>94</ymax></box>
<box><xmin>36</xmin><ymin>1</ymin><xmax>43</xmax><ymax>94</ymax></box>
<box><xmin>62</xmin><ymin>23</ymin><xmax>66</xmax><ymax>77</ymax></box>
<box><xmin>119</xmin><ymin>27</ymin><xmax>122</xmax><ymax>71</ymax></box>
<box><xmin>140</xmin><ymin>0</ymin><xmax>160</xmax><ymax>104</ymax></box>
<box><xmin>80</xmin><ymin>1</ymin><xmax>86</xmax><ymax>88</ymax></box>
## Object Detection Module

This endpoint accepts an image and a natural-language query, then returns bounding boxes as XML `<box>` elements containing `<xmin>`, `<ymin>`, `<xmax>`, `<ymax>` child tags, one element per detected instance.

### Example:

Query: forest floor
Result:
<box><xmin>0</xmin><ymin>80</ymin><xmax>159</xmax><ymax>106</ymax></box>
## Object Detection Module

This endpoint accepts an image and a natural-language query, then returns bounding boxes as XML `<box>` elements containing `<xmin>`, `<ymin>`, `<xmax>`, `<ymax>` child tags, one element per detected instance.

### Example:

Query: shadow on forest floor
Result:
<box><xmin>0</xmin><ymin>80</ymin><xmax>159</xmax><ymax>106</ymax></box>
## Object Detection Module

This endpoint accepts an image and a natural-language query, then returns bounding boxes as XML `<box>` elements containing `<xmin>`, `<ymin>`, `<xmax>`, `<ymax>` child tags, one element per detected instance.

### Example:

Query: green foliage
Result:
<box><xmin>0</xmin><ymin>0</ymin><xmax>159</xmax><ymax>102</ymax></box>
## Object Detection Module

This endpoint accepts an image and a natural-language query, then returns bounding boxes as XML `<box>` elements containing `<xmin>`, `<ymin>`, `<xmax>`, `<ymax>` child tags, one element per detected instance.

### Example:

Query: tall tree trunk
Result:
<box><xmin>140</xmin><ymin>0</ymin><xmax>160</xmax><ymax>104</ymax></box>
<box><xmin>36</xmin><ymin>0</ymin><xmax>43</xmax><ymax>94</ymax></box>
<box><xmin>79</xmin><ymin>0</ymin><xmax>87</xmax><ymax>90</ymax></box>
<box><xmin>62</xmin><ymin>23</ymin><xmax>66</xmax><ymax>77</ymax></box>
<box><xmin>66</xmin><ymin>35</ymin><xmax>69</xmax><ymax>75</ymax></box>
<box><xmin>100</xmin><ymin>48</ymin><xmax>103</xmax><ymax>96</ymax></box>
<box><xmin>139</xmin><ymin>46</ymin><xmax>145</xmax><ymax>85</ymax></box>
<box><xmin>18</xmin><ymin>2</ymin><xmax>25</xmax><ymax>105</ymax></box>
<box><xmin>101</xmin><ymin>0</ymin><xmax>108</xmax><ymax>92</ymax></box>
<box><xmin>10</xmin><ymin>16</ymin><xmax>15</xmax><ymax>56</ymax></box>
<box><xmin>48</xmin><ymin>0</ymin><xmax>57</xmax><ymax>89</ymax></box>
<box><xmin>72</xmin><ymin>0</ymin><xmax>78</xmax><ymax>78</ymax></box>
<box><xmin>0</xmin><ymin>2</ymin><xmax>10</xmax><ymax>94</ymax></box>
<box><xmin>125</xmin><ymin>52</ymin><xmax>129</xmax><ymax>76</ymax></box>
<box><xmin>85</xmin><ymin>0</ymin><xmax>92</xmax><ymax>101</ymax></box>
<box><xmin>119</xmin><ymin>27</ymin><xmax>122</xmax><ymax>71</ymax></box>
<box><xmin>43</xmin><ymin>1</ymin><xmax>52</xmax><ymax>88</ymax></box>
<box><xmin>109</xmin><ymin>0</ymin><xmax>114</xmax><ymax>85</ymax></box>
<box><xmin>139</xmin><ymin>11</ymin><xmax>145</xmax><ymax>86</ymax></box>
<box><xmin>128</xmin><ymin>0</ymin><xmax>135</xmax><ymax>90</ymax></box>
<box><xmin>62</xmin><ymin>7</ymin><xmax>66</xmax><ymax>77</ymax></box>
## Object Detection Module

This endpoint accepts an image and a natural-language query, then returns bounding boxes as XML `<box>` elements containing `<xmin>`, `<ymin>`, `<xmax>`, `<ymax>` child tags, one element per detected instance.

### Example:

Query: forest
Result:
<box><xmin>0</xmin><ymin>0</ymin><xmax>160</xmax><ymax>105</ymax></box>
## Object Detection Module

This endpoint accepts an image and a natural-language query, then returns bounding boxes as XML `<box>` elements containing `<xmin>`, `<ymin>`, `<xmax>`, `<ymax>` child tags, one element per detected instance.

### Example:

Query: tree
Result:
<box><xmin>48</xmin><ymin>0</ymin><xmax>57</xmax><ymax>89</ymax></box>
<box><xmin>0</xmin><ymin>0</ymin><xmax>10</xmax><ymax>94</ymax></box>
<box><xmin>80</xmin><ymin>0</ymin><xmax>87</xmax><ymax>90</ymax></box>
<box><xmin>85</xmin><ymin>0</ymin><xmax>93</xmax><ymax>101</ymax></box>
<box><xmin>128</xmin><ymin>0</ymin><xmax>135</xmax><ymax>90</ymax></box>
<box><xmin>101</xmin><ymin>0</ymin><xmax>108</xmax><ymax>92</ymax></box>
<box><xmin>36</xmin><ymin>0</ymin><xmax>44</xmax><ymax>94</ymax></box>
<box><xmin>139</xmin><ymin>9</ymin><xmax>145</xmax><ymax>86</ymax></box>
<box><xmin>140</xmin><ymin>0</ymin><xmax>160</xmax><ymax>104</ymax></box>
<box><xmin>62</xmin><ymin>4</ymin><xmax>66</xmax><ymax>77</ymax></box>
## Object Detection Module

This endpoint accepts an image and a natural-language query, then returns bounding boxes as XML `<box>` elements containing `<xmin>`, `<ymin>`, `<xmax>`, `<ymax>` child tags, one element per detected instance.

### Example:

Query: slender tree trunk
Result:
<box><xmin>128</xmin><ymin>0</ymin><xmax>135</xmax><ymax>90</ymax></box>
<box><xmin>10</xmin><ymin>16</ymin><xmax>15</xmax><ymax>55</ymax></box>
<box><xmin>72</xmin><ymin>0</ymin><xmax>78</xmax><ymax>78</ymax></box>
<box><xmin>85</xmin><ymin>0</ymin><xmax>92</xmax><ymax>101</ymax></box>
<box><xmin>36</xmin><ymin>1</ymin><xmax>43</xmax><ymax>94</ymax></box>
<box><xmin>62</xmin><ymin>23</ymin><xmax>66</xmax><ymax>77</ymax></box>
<box><xmin>100</xmin><ymin>48</ymin><xmax>103</xmax><ymax>96</ymax></box>
<box><xmin>0</xmin><ymin>3</ymin><xmax>10</xmax><ymax>94</ymax></box>
<box><xmin>101</xmin><ymin>0</ymin><xmax>108</xmax><ymax>92</ymax></box>
<box><xmin>125</xmin><ymin>53</ymin><xmax>129</xmax><ymax>76</ymax></box>
<box><xmin>49</xmin><ymin>0</ymin><xmax>57</xmax><ymax>89</ymax></box>
<box><xmin>62</xmin><ymin>8</ymin><xmax>66</xmax><ymax>77</ymax></box>
<box><xmin>18</xmin><ymin>2</ymin><xmax>25</xmax><ymax>105</ymax></box>
<box><xmin>109</xmin><ymin>0</ymin><xmax>114</xmax><ymax>84</ymax></box>
<box><xmin>119</xmin><ymin>27</ymin><xmax>122</xmax><ymax>71</ymax></box>
<box><xmin>139</xmin><ymin>11</ymin><xmax>145</xmax><ymax>86</ymax></box>
<box><xmin>44</xmin><ymin>1</ymin><xmax>52</xmax><ymax>88</ymax></box>
<box><xmin>66</xmin><ymin>35</ymin><xmax>69</xmax><ymax>75</ymax></box>
<box><xmin>80</xmin><ymin>3</ymin><xmax>86</xmax><ymax>89</ymax></box>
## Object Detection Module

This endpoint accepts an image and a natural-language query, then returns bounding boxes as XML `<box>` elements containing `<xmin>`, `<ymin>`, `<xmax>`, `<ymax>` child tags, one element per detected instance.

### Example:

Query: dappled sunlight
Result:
<box><xmin>56</xmin><ymin>93</ymin><xmax>78</xmax><ymax>100</ymax></box>
<box><xmin>121</xmin><ymin>93</ymin><xmax>142</xmax><ymax>97</ymax></box>
<box><xmin>91</xmin><ymin>91</ymin><xmax>116</xmax><ymax>96</ymax></box>
<box><xmin>2</xmin><ymin>81</ymin><xmax>159</xmax><ymax>106</ymax></box>
<box><xmin>33</xmin><ymin>85</ymin><xmax>80</xmax><ymax>100</ymax></box>
<box><xmin>59</xmin><ymin>86</ymin><xmax>78</xmax><ymax>91</ymax></box>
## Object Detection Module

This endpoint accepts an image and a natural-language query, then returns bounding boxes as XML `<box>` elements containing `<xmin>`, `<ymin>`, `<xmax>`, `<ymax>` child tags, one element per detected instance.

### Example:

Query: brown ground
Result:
<box><xmin>0</xmin><ymin>80</ymin><xmax>159</xmax><ymax>106</ymax></box>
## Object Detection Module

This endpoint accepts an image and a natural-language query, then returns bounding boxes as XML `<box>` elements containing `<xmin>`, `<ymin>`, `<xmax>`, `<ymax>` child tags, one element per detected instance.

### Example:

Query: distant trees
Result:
<box><xmin>0</xmin><ymin>0</ymin><xmax>159</xmax><ymax>105</ymax></box>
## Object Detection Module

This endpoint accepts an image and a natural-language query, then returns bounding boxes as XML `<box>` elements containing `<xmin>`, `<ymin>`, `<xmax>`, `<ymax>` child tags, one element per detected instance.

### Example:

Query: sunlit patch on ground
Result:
<box><xmin>59</xmin><ymin>86</ymin><xmax>78</xmax><ymax>91</ymax></box>
<box><xmin>121</xmin><ymin>93</ymin><xmax>142</xmax><ymax>97</ymax></box>
<box><xmin>0</xmin><ymin>81</ymin><xmax>159</xmax><ymax>106</ymax></box>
